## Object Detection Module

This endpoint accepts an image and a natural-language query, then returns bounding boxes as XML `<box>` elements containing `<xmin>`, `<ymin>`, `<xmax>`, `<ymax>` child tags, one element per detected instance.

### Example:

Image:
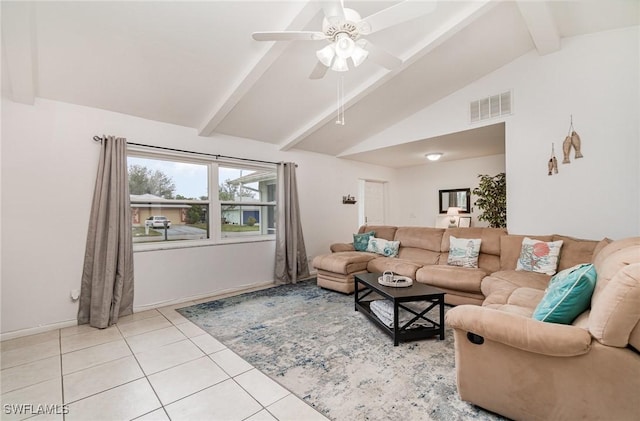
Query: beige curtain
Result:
<box><xmin>78</xmin><ymin>136</ymin><xmax>134</xmax><ymax>328</ymax></box>
<box><xmin>275</xmin><ymin>163</ymin><xmax>310</xmax><ymax>284</ymax></box>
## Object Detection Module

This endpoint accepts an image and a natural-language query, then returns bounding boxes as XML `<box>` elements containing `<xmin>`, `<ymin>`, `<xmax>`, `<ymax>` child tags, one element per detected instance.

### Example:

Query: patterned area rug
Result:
<box><xmin>178</xmin><ymin>280</ymin><xmax>503</xmax><ymax>421</ymax></box>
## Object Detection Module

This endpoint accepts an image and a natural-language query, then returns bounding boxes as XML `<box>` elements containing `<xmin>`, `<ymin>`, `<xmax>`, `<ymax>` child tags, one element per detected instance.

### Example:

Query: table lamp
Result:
<box><xmin>447</xmin><ymin>207</ymin><xmax>459</xmax><ymax>228</ymax></box>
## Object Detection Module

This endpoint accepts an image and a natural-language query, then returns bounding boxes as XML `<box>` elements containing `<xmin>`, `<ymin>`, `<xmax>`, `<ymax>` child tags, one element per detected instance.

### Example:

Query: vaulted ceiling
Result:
<box><xmin>2</xmin><ymin>1</ymin><xmax>637</xmax><ymax>166</ymax></box>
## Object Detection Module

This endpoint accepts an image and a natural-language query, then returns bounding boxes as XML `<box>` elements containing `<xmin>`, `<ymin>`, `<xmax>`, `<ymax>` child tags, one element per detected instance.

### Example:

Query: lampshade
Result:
<box><xmin>426</xmin><ymin>153</ymin><xmax>443</xmax><ymax>161</ymax></box>
<box><xmin>316</xmin><ymin>44</ymin><xmax>335</xmax><ymax>67</ymax></box>
<box><xmin>446</xmin><ymin>207</ymin><xmax>460</xmax><ymax>216</ymax></box>
<box><xmin>334</xmin><ymin>34</ymin><xmax>355</xmax><ymax>59</ymax></box>
<box><xmin>332</xmin><ymin>56</ymin><xmax>349</xmax><ymax>72</ymax></box>
<box><xmin>351</xmin><ymin>40</ymin><xmax>369</xmax><ymax>67</ymax></box>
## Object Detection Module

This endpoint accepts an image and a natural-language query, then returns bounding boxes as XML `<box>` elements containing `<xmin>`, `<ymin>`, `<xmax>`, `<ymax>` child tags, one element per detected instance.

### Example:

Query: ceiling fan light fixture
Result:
<box><xmin>332</xmin><ymin>56</ymin><xmax>349</xmax><ymax>72</ymax></box>
<box><xmin>426</xmin><ymin>153</ymin><xmax>443</xmax><ymax>161</ymax></box>
<box><xmin>351</xmin><ymin>43</ymin><xmax>369</xmax><ymax>67</ymax></box>
<box><xmin>316</xmin><ymin>44</ymin><xmax>335</xmax><ymax>67</ymax></box>
<box><xmin>334</xmin><ymin>33</ymin><xmax>355</xmax><ymax>59</ymax></box>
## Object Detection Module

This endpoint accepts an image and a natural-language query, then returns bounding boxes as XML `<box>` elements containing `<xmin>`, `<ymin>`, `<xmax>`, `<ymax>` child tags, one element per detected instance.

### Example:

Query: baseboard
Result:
<box><xmin>0</xmin><ymin>320</ymin><xmax>78</xmax><ymax>342</ymax></box>
<box><xmin>1</xmin><ymin>281</ymin><xmax>278</xmax><ymax>342</ymax></box>
<box><xmin>133</xmin><ymin>281</ymin><xmax>277</xmax><ymax>310</ymax></box>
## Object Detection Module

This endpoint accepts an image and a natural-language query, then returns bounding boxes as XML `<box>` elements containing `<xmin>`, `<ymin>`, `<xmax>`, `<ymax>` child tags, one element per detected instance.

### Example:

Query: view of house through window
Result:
<box><xmin>127</xmin><ymin>153</ymin><xmax>276</xmax><ymax>244</ymax></box>
<box><xmin>128</xmin><ymin>156</ymin><xmax>209</xmax><ymax>243</ymax></box>
<box><xmin>219</xmin><ymin>166</ymin><xmax>276</xmax><ymax>238</ymax></box>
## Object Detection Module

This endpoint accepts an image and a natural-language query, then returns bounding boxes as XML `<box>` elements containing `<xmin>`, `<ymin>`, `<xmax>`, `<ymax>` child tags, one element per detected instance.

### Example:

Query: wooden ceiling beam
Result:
<box><xmin>516</xmin><ymin>0</ymin><xmax>560</xmax><ymax>55</ymax></box>
<box><xmin>197</xmin><ymin>1</ymin><xmax>319</xmax><ymax>137</ymax></box>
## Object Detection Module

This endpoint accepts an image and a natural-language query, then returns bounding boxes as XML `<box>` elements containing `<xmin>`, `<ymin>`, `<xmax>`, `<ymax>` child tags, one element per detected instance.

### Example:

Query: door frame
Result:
<box><xmin>358</xmin><ymin>179</ymin><xmax>387</xmax><ymax>227</ymax></box>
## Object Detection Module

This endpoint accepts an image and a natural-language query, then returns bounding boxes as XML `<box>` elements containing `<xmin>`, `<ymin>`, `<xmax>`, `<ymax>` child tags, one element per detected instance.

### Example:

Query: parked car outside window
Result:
<box><xmin>145</xmin><ymin>216</ymin><xmax>171</xmax><ymax>228</ymax></box>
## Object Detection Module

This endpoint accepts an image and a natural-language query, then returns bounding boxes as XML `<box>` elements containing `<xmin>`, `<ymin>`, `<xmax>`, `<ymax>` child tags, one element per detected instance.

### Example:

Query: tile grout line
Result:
<box><xmin>124</xmin><ymin>308</ymin><xmax>231</xmax><ymax>419</ymax></box>
<box><xmin>115</xmin><ymin>322</ymin><xmax>167</xmax><ymax>420</ymax></box>
<box><xmin>178</xmin><ymin>308</ymin><xmax>330</xmax><ymax>421</ymax></box>
<box><xmin>232</xmin><ymin>372</ymin><xmax>282</xmax><ymax>421</ymax></box>
<box><xmin>59</xmin><ymin>328</ymin><xmax>66</xmax><ymax>421</ymax></box>
<box><xmin>176</xmin><ymin>313</ymin><xmax>296</xmax><ymax>421</ymax></box>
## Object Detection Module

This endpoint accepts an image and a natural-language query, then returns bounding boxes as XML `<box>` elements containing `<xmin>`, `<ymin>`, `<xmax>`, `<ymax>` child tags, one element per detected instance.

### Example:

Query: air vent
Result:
<box><xmin>470</xmin><ymin>91</ymin><xmax>512</xmax><ymax>123</ymax></box>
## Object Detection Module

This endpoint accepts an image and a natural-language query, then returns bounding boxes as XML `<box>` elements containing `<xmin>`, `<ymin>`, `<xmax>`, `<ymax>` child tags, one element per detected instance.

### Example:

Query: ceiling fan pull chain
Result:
<box><xmin>336</xmin><ymin>76</ymin><xmax>345</xmax><ymax>125</ymax></box>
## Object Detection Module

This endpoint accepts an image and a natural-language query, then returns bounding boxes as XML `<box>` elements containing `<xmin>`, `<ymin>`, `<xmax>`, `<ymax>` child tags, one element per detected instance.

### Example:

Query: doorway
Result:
<box><xmin>359</xmin><ymin>180</ymin><xmax>386</xmax><ymax>226</ymax></box>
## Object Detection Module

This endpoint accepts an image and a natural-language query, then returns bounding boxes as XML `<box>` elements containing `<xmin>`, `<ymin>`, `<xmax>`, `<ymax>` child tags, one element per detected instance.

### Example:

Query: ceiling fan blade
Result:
<box><xmin>365</xmin><ymin>41</ymin><xmax>403</xmax><ymax>70</ymax></box>
<box><xmin>321</xmin><ymin>0</ymin><xmax>345</xmax><ymax>20</ymax></box>
<box><xmin>359</xmin><ymin>0</ymin><xmax>437</xmax><ymax>35</ymax></box>
<box><xmin>252</xmin><ymin>31</ymin><xmax>326</xmax><ymax>41</ymax></box>
<box><xmin>309</xmin><ymin>61</ymin><xmax>329</xmax><ymax>80</ymax></box>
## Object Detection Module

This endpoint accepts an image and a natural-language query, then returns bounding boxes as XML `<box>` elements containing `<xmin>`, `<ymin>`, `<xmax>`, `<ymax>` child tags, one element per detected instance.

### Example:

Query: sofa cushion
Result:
<box><xmin>590</xmin><ymin>263</ymin><xmax>640</xmax><ymax>347</ymax></box>
<box><xmin>484</xmin><ymin>270</ymin><xmax>551</xmax><ymax>292</ymax></box>
<box><xmin>505</xmin><ymin>287</ymin><xmax>546</xmax><ymax>311</ymax></box>
<box><xmin>516</xmin><ymin>237</ymin><xmax>563</xmax><ymax>275</ymax></box>
<box><xmin>442</xmin><ymin>228</ymin><xmax>506</xmax><ymax>273</ymax></box>
<box><xmin>532</xmin><ymin>264</ymin><xmax>597</xmax><ymax>324</ymax></box>
<box><xmin>358</xmin><ymin>225</ymin><xmax>397</xmax><ymax>241</ymax></box>
<box><xmin>397</xmin><ymin>247</ymin><xmax>440</xmax><ymax>266</ymax></box>
<box><xmin>330</xmin><ymin>243</ymin><xmax>355</xmax><ymax>252</ymax></box>
<box><xmin>417</xmin><ymin>284</ymin><xmax>484</xmax><ymax>306</ymax></box>
<box><xmin>552</xmin><ymin>234</ymin><xmax>600</xmax><ymax>271</ymax></box>
<box><xmin>444</xmin><ymin>227</ymin><xmax>506</xmax><ymax>256</ymax></box>
<box><xmin>353</xmin><ymin>231</ymin><xmax>375</xmax><ymax>251</ymax></box>
<box><xmin>591</xmin><ymin>238</ymin><xmax>640</xmax><ymax>349</ymax></box>
<box><xmin>592</xmin><ymin>237</ymin><xmax>613</xmax><ymax>261</ymax></box>
<box><xmin>481</xmin><ymin>270</ymin><xmax>551</xmax><ymax>306</ymax></box>
<box><xmin>312</xmin><ymin>252</ymin><xmax>376</xmax><ymax>275</ymax></box>
<box><xmin>367</xmin><ymin>257</ymin><xmax>422</xmax><ymax>278</ymax></box>
<box><xmin>366</xmin><ymin>237</ymin><xmax>400</xmax><ymax>257</ymax></box>
<box><xmin>500</xmin><ymin>235</ymin><xmax>553</xmax><ymax>270</ymax></box>
<box><xmin>394</xmin><ymin>226</ymin><xmax>444</xmax><ymax>251</ymax></box>
<box><xmin>447</xmin><ymin>236</ymin><xmax>481</xmax><ymax>268</ymax></box>
<box><xmin>416</xmin><ymin>265</ymin><xmax>488</xmax><ymax>294</ymax></box>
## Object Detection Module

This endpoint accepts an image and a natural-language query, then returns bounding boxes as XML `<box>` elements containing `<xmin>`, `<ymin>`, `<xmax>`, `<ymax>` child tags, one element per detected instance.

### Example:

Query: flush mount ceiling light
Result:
<box><xmin>426</xmin><ymin>153</ymin><xmax>443</xmax><ymax>161</ymax></box>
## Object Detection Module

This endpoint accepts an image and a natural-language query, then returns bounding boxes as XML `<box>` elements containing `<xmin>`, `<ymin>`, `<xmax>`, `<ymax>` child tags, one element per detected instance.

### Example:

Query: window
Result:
<box><xmin>127</xmin><ymin>149</ymin><xmax>276</xmax><ymax>248</ymax></box>
<box><xmin>218</xmin><ymin>165</ymin><xmax>276</xmax><ymax>238</ymax></box>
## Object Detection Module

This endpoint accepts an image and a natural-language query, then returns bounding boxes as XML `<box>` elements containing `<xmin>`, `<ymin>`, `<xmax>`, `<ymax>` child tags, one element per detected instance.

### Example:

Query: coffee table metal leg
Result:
<box><xmin>393</xmin><ymin>300</ymin><xmax>400</xmax><ymax>346</ymax></box>
<box><xmin>439</xmin><ymin>296</ymin><xmax>445</xmax><ymax>340</ymax></box>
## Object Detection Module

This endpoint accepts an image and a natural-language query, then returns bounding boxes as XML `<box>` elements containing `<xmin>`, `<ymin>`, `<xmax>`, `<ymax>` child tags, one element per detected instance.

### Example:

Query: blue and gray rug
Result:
<box><xmin>178</xmin><ymin>280</ymin><xmax>502</xmax><ymax>421</ymax></box>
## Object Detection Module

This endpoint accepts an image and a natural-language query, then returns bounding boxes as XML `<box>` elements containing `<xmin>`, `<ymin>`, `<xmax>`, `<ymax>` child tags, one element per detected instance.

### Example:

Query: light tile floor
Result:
<box><xmin>0</xmin><ymin>302</ymin><xmax>329</xmax><ymax>421</ymax></box>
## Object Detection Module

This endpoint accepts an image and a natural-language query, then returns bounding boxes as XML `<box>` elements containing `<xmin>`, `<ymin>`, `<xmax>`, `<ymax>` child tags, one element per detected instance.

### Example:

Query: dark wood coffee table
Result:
<box><xmin>354</xmin><ymin>272</ymin><xmax>445</xmax><ymax>346</ymax></box>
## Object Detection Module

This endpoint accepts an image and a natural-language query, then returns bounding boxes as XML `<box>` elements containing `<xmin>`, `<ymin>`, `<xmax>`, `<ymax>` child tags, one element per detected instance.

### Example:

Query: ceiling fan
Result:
<box><xmin>252</xmin><ymin>0</ymin><xmax>437</xmax><ymax>79</ymax></box>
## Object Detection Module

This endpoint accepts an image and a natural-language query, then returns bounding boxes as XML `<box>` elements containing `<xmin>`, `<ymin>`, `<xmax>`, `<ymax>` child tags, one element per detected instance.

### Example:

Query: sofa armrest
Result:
<box><xmin>330</xmin><ymin>243</ymin><xmax>355</xmax><ymax>252</ymax></box>
<box><xmin>445</xmin><ymin>305</ymin><xmax>592</xmax><ymax>357</ymax></box>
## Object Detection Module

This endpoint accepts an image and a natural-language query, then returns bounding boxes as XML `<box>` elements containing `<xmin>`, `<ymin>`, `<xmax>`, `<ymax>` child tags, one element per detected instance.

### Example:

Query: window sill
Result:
<box><xmin>133</xmin><ymin>235</ymin><xmax>276</xmax><ymax>253</ymax></box>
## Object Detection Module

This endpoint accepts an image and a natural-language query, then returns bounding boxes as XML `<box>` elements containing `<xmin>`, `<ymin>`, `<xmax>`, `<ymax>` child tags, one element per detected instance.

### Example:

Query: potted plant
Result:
<box><xmin>472</xmin><ymin>173</ymin><xmax>506</xmax><ymax>228</ymax></box>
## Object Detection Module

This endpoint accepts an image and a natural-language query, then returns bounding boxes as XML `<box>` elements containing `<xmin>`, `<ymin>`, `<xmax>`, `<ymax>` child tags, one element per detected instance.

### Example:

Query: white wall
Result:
<box><xmin>0</xmin><ymin>98</ymin><xmax>395</xmax><ymax>335</ymax></box>
<box><xmin>390</xmin><ymin>154</ymin><xmax>505</xmax><ymax>227</ymax></box>
<box><xmin>3</xmin><ymin>26</ymin><xmax>638</xmax><ymax>336</ymax></box>
<box><xmin>351</xmin><ymin>26</ymin><xmax>639</xmax><ymax>240</ymax></box>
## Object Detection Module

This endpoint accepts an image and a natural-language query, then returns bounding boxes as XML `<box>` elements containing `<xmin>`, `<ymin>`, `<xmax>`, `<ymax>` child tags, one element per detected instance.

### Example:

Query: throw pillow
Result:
<box><xmin>532</xmin><ymin>263</ymin><xmax>597</xmax><ymax>324</ymax></box>
<box><xmin>353</xmin><ymin>231</ymin><xmax>375</xmax><ymax>252</ymax></box>
<box><xmin>516</xmin><ymin>237</ymin><xmax>564</xmax><ymax>275</ymax></box>
<box><xmin>447</xmin><ymin>236</ymin><xmax>482</xmax><ymax>268</ymax></box>
<box><xmin>366</xmin><ymin>237</ymin><xmax>400</xmax><ymax>257</ymax></box>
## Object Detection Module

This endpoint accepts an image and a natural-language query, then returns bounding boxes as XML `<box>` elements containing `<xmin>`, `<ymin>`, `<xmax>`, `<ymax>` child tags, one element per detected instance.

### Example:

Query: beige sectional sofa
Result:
<box><xmin>446</xmin><ymin>236</ymin><xmax>640</xmax><ymax>420</ymax></box>
<box><xmin>313</xmin><ymin>225</ymin><xmax>508</xmax><ymax>304</ymax></box>
<box><xmin>313</xmin><ymin>225</ymin><xmax>640</xmax><ymax>419</ymax></box>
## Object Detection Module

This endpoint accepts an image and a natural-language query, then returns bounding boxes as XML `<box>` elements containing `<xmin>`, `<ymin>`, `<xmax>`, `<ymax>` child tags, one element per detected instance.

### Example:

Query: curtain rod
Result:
<box><xmin>92</xmin><ymin>136</ymin><xmax>288</xmax><ymax>167</ymax></box>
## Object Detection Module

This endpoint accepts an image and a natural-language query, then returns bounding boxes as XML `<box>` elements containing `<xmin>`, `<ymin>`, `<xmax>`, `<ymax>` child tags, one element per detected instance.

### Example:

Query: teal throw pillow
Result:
<box><xmin>532</xmin><ymin>263</ymin><xmax>597</xmax><ymax>324</ymax></box>
<box><xmin>353</xmin><ymin>231</ymin><xmax>375</xmax><ymax>252</ymax></box>
<box><xmin>366</xmin><ymin>237</ymin><xmax>400</xmax><ymax>257</ymax></box>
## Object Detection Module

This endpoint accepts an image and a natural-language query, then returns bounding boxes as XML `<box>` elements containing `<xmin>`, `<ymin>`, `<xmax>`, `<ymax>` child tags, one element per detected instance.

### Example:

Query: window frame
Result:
<box><xmin>128</xmin><ymin>146</ymin><xmax>277</xmax><ymax>252</ymax></box>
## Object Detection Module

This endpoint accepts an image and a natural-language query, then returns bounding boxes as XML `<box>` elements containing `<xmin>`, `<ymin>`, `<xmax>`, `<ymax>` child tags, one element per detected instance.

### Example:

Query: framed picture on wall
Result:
<box><xmin>458</xmin><ymin>216</ymin><xmax>471</xmax><ymax>228</ymax></box>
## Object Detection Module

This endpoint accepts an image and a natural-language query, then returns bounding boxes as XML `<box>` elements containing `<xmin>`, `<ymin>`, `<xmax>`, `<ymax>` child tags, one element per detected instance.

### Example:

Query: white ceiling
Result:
<box><xmin>2</xmin><ymin>1</ymin><xmax>638</xmax><ymax>167</ymax></box>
